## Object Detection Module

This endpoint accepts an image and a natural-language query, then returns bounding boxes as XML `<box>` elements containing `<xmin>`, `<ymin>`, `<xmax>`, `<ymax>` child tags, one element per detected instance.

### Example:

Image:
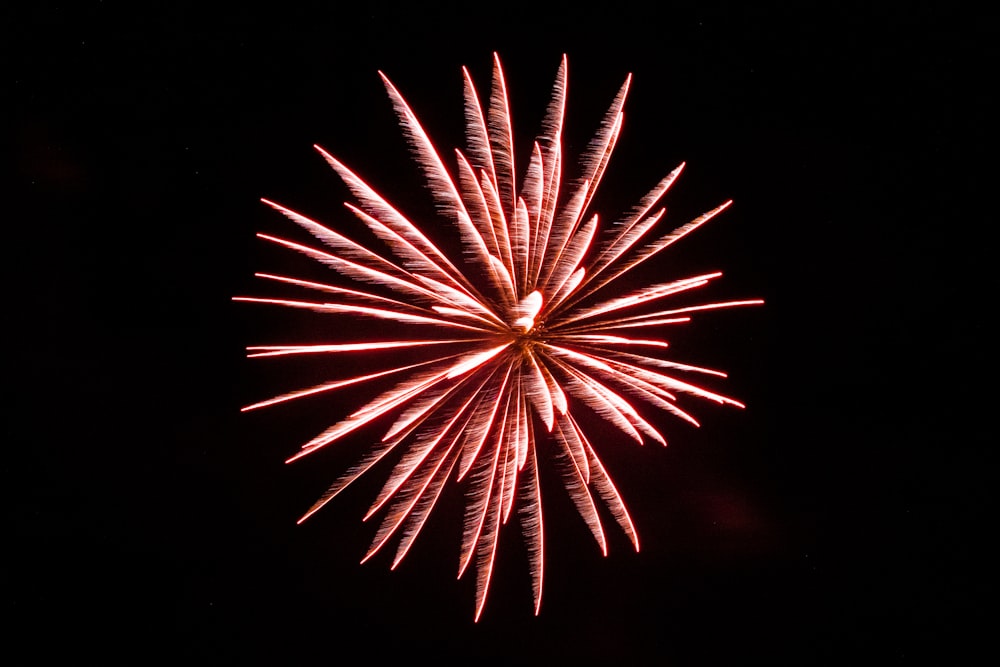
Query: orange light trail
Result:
<box><xmin>237</xmin><ymin>54</ymin><xmax>761</xmax><ymax>620</ymax></box>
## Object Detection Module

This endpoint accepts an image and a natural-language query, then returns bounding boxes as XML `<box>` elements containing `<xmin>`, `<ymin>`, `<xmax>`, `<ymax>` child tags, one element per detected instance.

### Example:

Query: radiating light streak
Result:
<box><xmin>239</xmin><ymin>358</ymin><xmax>442</xmax><ymax>413</ymax></box>
<box><xmin>245</xmin><ymin>340</ymin><xmax>466</xmax><ymax>358</ymax></box>
<box><xmin>238</xmin><ymin>54</ymin><xmax>761</xmax><ymax>620</ymax></box>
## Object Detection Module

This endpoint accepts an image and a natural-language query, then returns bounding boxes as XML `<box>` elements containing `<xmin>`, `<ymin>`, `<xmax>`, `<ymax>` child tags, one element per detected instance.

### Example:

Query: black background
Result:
<box><xmin>8</xmin><ymin>2</ymin><xmax>990</xmax><ymax>664</ymax></box>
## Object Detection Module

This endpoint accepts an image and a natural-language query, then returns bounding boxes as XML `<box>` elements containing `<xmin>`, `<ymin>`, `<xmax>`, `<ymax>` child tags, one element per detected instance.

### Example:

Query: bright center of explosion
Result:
<box><xmin>509</xmin><ymin>290</ymin><xmax>544</xmax><ymax>334</ymax></box>
<box><xmin>509</xmin><ymin>323</ymin><xmax>544</xmax><ymax>352</ymax></box>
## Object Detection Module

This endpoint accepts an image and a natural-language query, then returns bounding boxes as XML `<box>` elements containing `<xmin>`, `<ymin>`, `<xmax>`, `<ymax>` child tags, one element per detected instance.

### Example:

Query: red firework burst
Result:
<box><xmin>236</xmin><ymin>53</ymin><xmax>762</xmax><ymax>620</ymax></box>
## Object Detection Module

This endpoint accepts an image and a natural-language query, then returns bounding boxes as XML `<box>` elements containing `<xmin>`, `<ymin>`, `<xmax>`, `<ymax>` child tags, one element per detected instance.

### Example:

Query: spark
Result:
<box><xmin>237</xmin><ymin>54</ymin><xmax>762</xmax><ymax>621</ymax></box>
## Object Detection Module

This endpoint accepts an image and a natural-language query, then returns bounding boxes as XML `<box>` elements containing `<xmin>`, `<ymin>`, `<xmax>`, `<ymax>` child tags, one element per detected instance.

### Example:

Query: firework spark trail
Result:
<box><xmin>238</xmin><ymin>54</ymin><xmax>762</xmax><ymax>620</ymax></box>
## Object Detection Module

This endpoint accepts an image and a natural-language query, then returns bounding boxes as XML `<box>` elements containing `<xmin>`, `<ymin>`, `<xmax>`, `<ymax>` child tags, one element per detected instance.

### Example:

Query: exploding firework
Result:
<box><xmin>236</xmin><ymin>53</ymin><xmax>761</xmax><ymax>620</ymax></box>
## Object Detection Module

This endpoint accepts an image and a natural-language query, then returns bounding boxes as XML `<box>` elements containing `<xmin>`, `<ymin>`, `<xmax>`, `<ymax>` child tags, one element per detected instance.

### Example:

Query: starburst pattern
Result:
<box><xmin>236</xmin><ymin>54</ymin><xmax>761</xmax><ymax>620</ymax></box>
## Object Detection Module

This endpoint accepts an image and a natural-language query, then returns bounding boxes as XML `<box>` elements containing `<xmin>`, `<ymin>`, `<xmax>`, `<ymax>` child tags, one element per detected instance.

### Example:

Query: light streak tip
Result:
<box><xmin>296</xmin><ymin>505</ymin><xmax>322</xmax><ymax>524</ymax></box>
<box><xmin>285</xmin><ymin>450</ymin><xmax>313</xmax><ymax>464</ymax></box>
<box><xmin>313</xmin><ymin>144</ymin><xmax>335</xmax><ymax>161</ymax></box>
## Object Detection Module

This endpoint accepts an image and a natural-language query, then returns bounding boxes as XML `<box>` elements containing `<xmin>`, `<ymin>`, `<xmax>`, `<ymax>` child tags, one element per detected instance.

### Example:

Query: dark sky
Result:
<box><xmin>8</xmin><ymin>2</ymin><xmax>989</xmax><ymax>664</ymax></box>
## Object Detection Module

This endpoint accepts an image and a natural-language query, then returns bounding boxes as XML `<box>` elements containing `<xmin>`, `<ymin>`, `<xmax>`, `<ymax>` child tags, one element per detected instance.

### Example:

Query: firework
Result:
<box><xmin>236</xmin><ymin>54</ymin><xmax>761</xmax><ymax>620</ymax></box>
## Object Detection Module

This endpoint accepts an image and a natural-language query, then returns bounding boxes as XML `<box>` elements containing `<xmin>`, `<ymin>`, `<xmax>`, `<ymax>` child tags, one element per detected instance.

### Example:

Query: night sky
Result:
<box><xmin>8</xmin><ymin>3</ymin><xmax>988</xmax><ymax>664</ymax></box>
